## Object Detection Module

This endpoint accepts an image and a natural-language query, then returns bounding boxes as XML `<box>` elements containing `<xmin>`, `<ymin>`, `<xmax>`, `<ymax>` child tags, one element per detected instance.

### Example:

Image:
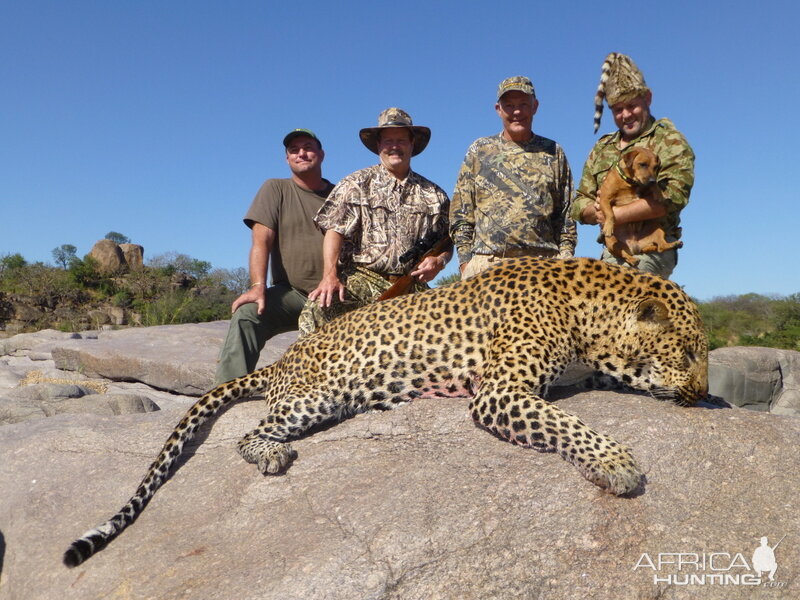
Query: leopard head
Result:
<box><xmin>598</xmin><ymin>296</ymin><xmax>709</xmax><ymax>406</ymax></box>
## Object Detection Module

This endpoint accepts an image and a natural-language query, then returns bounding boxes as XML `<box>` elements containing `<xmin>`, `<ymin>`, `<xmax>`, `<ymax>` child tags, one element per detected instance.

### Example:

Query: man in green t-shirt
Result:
<box><xmin>215</xmin><ymin>129</ymin><xmax>335</xmax><ymax>384</ymax></box>
<box><xmin>571</xmin><ymin>53</ymin><xmax>695</xmax><ymax>279</ymax></box>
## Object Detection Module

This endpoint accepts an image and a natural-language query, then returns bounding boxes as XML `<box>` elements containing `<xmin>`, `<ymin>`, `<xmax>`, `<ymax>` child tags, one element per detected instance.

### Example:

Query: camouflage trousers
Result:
<box><xmin>297</xmin><ymin>266</ymin><xmax>428</xmax><ymax>337</ymax></box>
<box><xmin>461</xmin><ymin>249</ymin><xmax>558</xmax><ymax>280</ymax></box>
<box><xmin>599</xmin><ymin>244</ymin><xmax>678</xmax><ymax>279</ymax></box>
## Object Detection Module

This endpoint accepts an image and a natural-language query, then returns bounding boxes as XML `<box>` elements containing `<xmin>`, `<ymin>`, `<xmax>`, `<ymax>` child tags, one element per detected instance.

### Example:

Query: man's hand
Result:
<box><xmin>580</xmin><ymin>194</ymin><xmax>604</xmax><ymax>226</ymax></box>
<box><xmin>411</xmin><ymin>255</ymin><xmax>446</xmax><ymax>283</ymax></box>
<box><xmin>308</xmin><ymin>274</ymin><xmax>346</xmax><ymax>308</ymax></box>
<box><xmin>231</xmin><ymin>285</ymin><xmax>267</xmax><ymax>315</ymax></box>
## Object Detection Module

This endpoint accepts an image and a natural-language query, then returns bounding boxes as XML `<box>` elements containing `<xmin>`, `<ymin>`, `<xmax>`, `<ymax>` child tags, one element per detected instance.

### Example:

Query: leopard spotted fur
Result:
<box><xmin>64</xmin><ymin>257</ymin><xmax>708</xmax><ymax>567</ymax></box>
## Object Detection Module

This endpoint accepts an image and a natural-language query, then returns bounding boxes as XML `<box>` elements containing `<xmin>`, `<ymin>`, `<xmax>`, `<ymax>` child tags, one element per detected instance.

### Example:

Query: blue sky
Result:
<box><xmin>2</xmin><ymin>1</ymin><xmax>798</xmax><ymax>301</ymax></box>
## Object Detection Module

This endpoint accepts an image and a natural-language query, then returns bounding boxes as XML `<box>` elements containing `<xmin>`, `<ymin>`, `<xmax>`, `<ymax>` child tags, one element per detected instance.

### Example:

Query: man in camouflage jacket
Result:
<box><xmin>450</xmin><ymin>76</ymin><xmax>576</xmax><ymax>279</ymax></box>
<box><xmin>572</xmin><ymin>53</ymin><xmax>695</xmax><ymax>278</ymax></box>
<box><xmin>298</xmin><ymin>108</ymin><xmax>450</xmax><ymax>336</ymax></box>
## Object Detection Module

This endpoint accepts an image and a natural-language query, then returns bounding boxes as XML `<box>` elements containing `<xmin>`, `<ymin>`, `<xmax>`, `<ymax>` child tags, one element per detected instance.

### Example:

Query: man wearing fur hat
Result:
<box><xmin>298</xmin><ymin>108</ymin><xmax>451</xmax><ymax>335</ymax></box>
<box><xmin>571</xmin><ymin>53</ymin><xmax>695</xmax><ymax>278</ymax></box>
<box><xmin>450</xmin><ymin>76</ymin><xmax>576</xmax><ymax>280</ymax></box>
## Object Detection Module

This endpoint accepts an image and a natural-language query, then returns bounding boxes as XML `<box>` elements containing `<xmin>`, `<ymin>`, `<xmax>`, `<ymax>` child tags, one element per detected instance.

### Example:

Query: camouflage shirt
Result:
<box><xmin>314</xmin><ymin>164</ymin><xmax>449</xmax><ymax>275</ymax></box>
<box><xmin>571</xmin><ymin>117</ymin><xmax>695</xmax><ymax>240</ymax></box>
<box><xmin>449</xmin><ymin>133</ymin><xmax>577</xmax><ymax>265</ymax></box>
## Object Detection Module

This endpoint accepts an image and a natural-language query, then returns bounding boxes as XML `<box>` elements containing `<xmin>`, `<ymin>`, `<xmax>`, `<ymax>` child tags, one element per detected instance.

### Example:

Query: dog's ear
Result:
<box><xmin>623</xmin><ymin>150</ymin><xmax>638</xmax><ymax>170</ymax></box>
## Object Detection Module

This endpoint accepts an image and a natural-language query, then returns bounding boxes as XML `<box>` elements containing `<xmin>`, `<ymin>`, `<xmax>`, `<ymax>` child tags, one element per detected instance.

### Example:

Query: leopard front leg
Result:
<box><xmin>470</xmin><ymin>385</ymin><xmax>643</xmax><ymax>495</ymax></box>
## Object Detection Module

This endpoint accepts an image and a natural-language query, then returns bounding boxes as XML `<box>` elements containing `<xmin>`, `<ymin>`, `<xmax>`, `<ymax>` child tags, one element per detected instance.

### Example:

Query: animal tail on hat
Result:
<box><xmin>594</xmin><ymin>52</ymin><xmax>619</xmax><ymax>133</ymax></box>
<box><xmin>62</xmin><ymin>367</ymin><xmax>272</xmax><ymax>568</ymax></box>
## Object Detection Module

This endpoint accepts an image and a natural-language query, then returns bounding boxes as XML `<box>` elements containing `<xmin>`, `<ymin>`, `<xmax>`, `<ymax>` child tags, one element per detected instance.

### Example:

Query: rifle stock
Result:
<box><xmin>377</xmin><ymin>236</ymin><xmax>453</xmax><ymax>302</ymax></box>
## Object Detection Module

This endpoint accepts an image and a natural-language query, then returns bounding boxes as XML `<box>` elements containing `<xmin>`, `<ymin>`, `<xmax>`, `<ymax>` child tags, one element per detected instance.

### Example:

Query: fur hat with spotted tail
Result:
<box><xmin>593</xmin><ymin>53</ymin><xmax>651</xmax><ymax>133</ymax></box>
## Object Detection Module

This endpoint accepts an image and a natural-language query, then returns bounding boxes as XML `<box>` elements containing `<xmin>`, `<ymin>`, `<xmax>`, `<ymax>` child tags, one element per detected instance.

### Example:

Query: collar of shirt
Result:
<box><xmin>494</xmin><ymin>131</ymin><xmax>548</xmax><ymax>152</ymax></box>
<box><xmin>373</xmin><ymin>163</ymin><xmax>422</xmax><ymax>192</ymax></box>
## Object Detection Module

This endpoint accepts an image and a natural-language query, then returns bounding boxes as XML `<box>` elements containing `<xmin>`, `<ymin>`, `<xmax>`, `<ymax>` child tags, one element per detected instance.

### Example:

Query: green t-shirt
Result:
<box><xmin>244</xmin><ymin>178</ymin><xmax>334</xmax><ymax>294</ymax></box>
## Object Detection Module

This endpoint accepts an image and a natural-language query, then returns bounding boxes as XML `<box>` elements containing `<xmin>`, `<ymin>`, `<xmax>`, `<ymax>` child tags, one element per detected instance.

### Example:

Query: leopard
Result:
<box><xmin>63</xmin><ymin>257</ymin><xmax>708</xmax><ymax>568</ymax></box>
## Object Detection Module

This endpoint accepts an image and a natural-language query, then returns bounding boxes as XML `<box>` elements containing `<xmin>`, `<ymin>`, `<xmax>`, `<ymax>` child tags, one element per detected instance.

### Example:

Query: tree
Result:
<box><xmin>434</xmin><ymin>272</ymin><xmax>461</xmax><ymax>287</ymax></box>
<box><xmin>0</xmin><ymin>253</ymin><xmax>27</xmax><ymax>275</ymax></box>
<box><xmin>51</xmin><ymin>244</ymin><xmax>78</xmax><ymax>269</ymax></box>
<box><xmin>105</xmin><ymin>231</ymin><xmax>131</xmax><ymax>245</ymax></box>
<box><xmin>207</xmin><ymin>267</ymin><xmax>249</xmax><ymax>295</ymax></box>
<box><xmin>148</xmin><ymin>252</ymin><xmax>211</xmax><ymax>279</ymax></box>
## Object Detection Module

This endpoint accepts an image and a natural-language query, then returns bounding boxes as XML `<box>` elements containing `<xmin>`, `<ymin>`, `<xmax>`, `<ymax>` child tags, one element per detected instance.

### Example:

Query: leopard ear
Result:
<box><xmin>636</xmin><ymin>298</ymin><xmax>671</xmax><ymax>325</ymax></box>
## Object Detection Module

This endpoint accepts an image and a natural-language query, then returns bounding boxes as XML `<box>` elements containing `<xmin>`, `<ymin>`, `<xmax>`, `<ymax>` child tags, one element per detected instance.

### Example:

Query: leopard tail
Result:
<box><xmin>594</xmin><ymin>52</ymin><xmax>618</xmax><ymax>133</ymax></box>
<box><xmin>62</xmin><ymin>366</ymin><xmax>273</xmax><ymax>568</ymax></box>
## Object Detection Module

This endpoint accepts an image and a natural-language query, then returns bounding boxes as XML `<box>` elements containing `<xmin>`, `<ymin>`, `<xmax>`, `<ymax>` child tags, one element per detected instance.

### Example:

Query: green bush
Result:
<box><xmin>434</xmin><ymin>272</ymin><xmax>461</xmax><ymax>287</ymax></box>
<box><xmin>133</xmin><ymin>287</ymin><xmax>233</xmax><ymax>327</ymax></box>
<box><xmin>699</xmin><ymin>293</ymin><xmax>800</xmax><ymax>351</ymax></box>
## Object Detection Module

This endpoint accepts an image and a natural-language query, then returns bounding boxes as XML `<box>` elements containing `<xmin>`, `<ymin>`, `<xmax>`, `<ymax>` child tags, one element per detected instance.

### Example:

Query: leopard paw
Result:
<box><xmin>584</xmin><ymin>444</ymin><xmax>643</xmax><ymax>495</ymax></box>
<box><xmin>237</xmin><ymin>435</ymin><xmax>296</xmax><ymax>474</ymax></box>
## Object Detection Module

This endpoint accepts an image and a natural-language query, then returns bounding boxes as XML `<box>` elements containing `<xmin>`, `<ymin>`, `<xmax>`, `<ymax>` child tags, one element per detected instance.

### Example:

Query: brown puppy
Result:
<box><xmin>598</xmin><ymin>147</ymin><xmax>682</xmax><ymax>266</ymax></box>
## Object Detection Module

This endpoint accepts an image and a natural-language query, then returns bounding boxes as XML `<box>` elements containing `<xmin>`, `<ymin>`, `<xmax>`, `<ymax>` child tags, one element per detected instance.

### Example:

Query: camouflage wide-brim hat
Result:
<box><xmin>359</xmin><ymin>107</ymin><xmax>431</xmax><ymax>156</ymax></box>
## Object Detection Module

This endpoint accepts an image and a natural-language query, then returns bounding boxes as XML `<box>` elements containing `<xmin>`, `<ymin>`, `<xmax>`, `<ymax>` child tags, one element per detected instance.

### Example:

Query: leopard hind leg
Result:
<box><xmin>470</xmin><ymin>382</ymin><xmax>643</xmax><ymax>495</ymax></box>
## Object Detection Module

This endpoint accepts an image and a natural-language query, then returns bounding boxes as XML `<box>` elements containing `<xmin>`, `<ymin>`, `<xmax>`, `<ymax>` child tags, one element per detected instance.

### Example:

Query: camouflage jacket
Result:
<box><xmin>449</xmin><ymin>133</ymin><xmax>577</xmax><ymax>265</ymax></box>
<box><xmin>314</xmin><ymin>164</ymin><xmax>449</xmax><ymax>275</ymax></box>
<box><xmin>571</xmin><ymin>117</ymin><xmax>695</xmax><ymax>240</ymax></box>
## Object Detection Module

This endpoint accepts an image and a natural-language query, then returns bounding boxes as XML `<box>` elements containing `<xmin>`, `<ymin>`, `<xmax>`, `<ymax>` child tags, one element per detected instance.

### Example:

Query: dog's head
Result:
<box><xmin>622</xmin><ymin>147</ymin><xmax>660</xmax><ymax>187</ymax></box>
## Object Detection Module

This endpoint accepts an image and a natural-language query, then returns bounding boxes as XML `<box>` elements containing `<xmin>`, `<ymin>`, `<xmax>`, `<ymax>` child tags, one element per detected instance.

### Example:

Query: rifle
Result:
<box><xmin>377</xmin><ymin>235</ymin><xmax>453</xmax><ymax>301</ymax></box>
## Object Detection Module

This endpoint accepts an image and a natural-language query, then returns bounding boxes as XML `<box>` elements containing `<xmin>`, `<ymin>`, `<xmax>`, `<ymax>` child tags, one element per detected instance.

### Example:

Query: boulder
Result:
<box><xmin>86</xmin><ymin>309</ymin><xmax>111</xmax><ymax>327</ymax></box>
<box><xmin>11</xmin><ymin>301</ymin><xmax>44</xmax><ymax>323</ymax></box>
<box><xmin>0</xmin><ymin>392</ymin><xmax>797</xmax><ymax>599</ymax></box>
<box><xmin>709</xmin><ymin>346</ymin><xmax>800</xmax><ymax>415</ymax></box>
<box><xmin>105</xmin><ymin>306</ymin><xmax>126</xmax><ymax>326</ymax></box>
<box><xmin>118</xmin><ymin>243</ymin><xmax>144</xmax><ymax>270</ymax></box>
<box><xmin>88</xmin><ymin>239</ymin><xmax>126</xmax><ymax>274</ymax></box>
<box><xmin>49</xmin><ymin>322</ymin><xmax>295</xmax><ymax>395</ymax></box>
<box><xmin>0</xmin><ymin>329</ymin><xmax>83</xmax><ymax>357</ymax></box>
<box><xmin>0</xmin><ymin>383</ymin><xmax>159</xmax><ymax>424</ymax></box>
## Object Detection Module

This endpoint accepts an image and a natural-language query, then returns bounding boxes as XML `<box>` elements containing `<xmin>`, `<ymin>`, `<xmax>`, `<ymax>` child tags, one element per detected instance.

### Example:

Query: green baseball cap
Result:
<box><xmin>282</xmin><ymin>128</ymin><xmax>322</xmax><ymax>149</ymax></box>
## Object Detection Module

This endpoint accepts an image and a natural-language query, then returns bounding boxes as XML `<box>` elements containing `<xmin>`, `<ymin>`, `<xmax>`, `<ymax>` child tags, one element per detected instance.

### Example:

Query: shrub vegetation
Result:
<box><xmin>2</xmin><ymin>249</ymin><xmax>799</xmax><ymax>350</ymax></box>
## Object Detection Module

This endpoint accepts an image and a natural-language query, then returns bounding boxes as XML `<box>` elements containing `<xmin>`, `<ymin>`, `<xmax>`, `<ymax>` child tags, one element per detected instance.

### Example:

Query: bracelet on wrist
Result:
<box><xmin>250</xmin><ymin>282</ymin><xmax>265</xmax><ymax>288</ymax></box>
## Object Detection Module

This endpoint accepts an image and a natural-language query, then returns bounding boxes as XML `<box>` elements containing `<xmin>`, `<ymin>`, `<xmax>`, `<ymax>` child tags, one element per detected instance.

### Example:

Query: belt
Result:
<box><xmin>355</xmin><ymin>265</ymin><xmax>404</xmax><ymax>283</ymax></box>
<box><xmin>486</xmin><ymin>247</ymin><xmax>558</xmax><ymax>259</ymax></box>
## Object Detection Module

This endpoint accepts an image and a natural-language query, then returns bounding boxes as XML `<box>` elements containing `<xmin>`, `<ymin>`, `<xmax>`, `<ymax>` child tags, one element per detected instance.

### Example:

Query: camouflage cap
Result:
<box><xmin>282</xmin><ymin>128</ymin><xmax>322</xmax><ymax>149</ymax></box>
<box><xmin>603</xmin><ymin>53</ymin><xmax>650</xmax><ymax>107</ymax></box>
<box><xmin>359</xmin><ymin>107</ymin><xmax>431</xmax><ymax>156</ymax></box>
<box><xmin>497</xmin><ymin>76</ymin><xmax>536</xmax><ymax>100</ymax></box>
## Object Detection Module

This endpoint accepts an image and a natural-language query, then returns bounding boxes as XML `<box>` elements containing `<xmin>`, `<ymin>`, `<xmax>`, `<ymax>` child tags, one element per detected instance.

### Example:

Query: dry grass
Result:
<box><xmin>17</xmin><ymin>370</ymin><xmax>109</xmax><ymax>394</ymax></box>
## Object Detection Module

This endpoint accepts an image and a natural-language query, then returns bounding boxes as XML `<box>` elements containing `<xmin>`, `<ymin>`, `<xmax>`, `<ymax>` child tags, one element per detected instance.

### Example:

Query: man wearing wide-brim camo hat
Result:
<box><xmin>571</xmin><ymin>52</ymin><xmax>695</xmax><ymax>280</ymax></box>
<box><xmin>297</xmin><ymin>107</ymin><xmax>451</xmax><ymax>336</ymax></box>
<box><xmin>450</xmin><ymin>75</ymin><xmax>577</xmax><ymax>280</ymax></box>
<box><xmin>359</xmin><ymin>107</ymin><xmax>431</xmax><ymax>156</ymax></box>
